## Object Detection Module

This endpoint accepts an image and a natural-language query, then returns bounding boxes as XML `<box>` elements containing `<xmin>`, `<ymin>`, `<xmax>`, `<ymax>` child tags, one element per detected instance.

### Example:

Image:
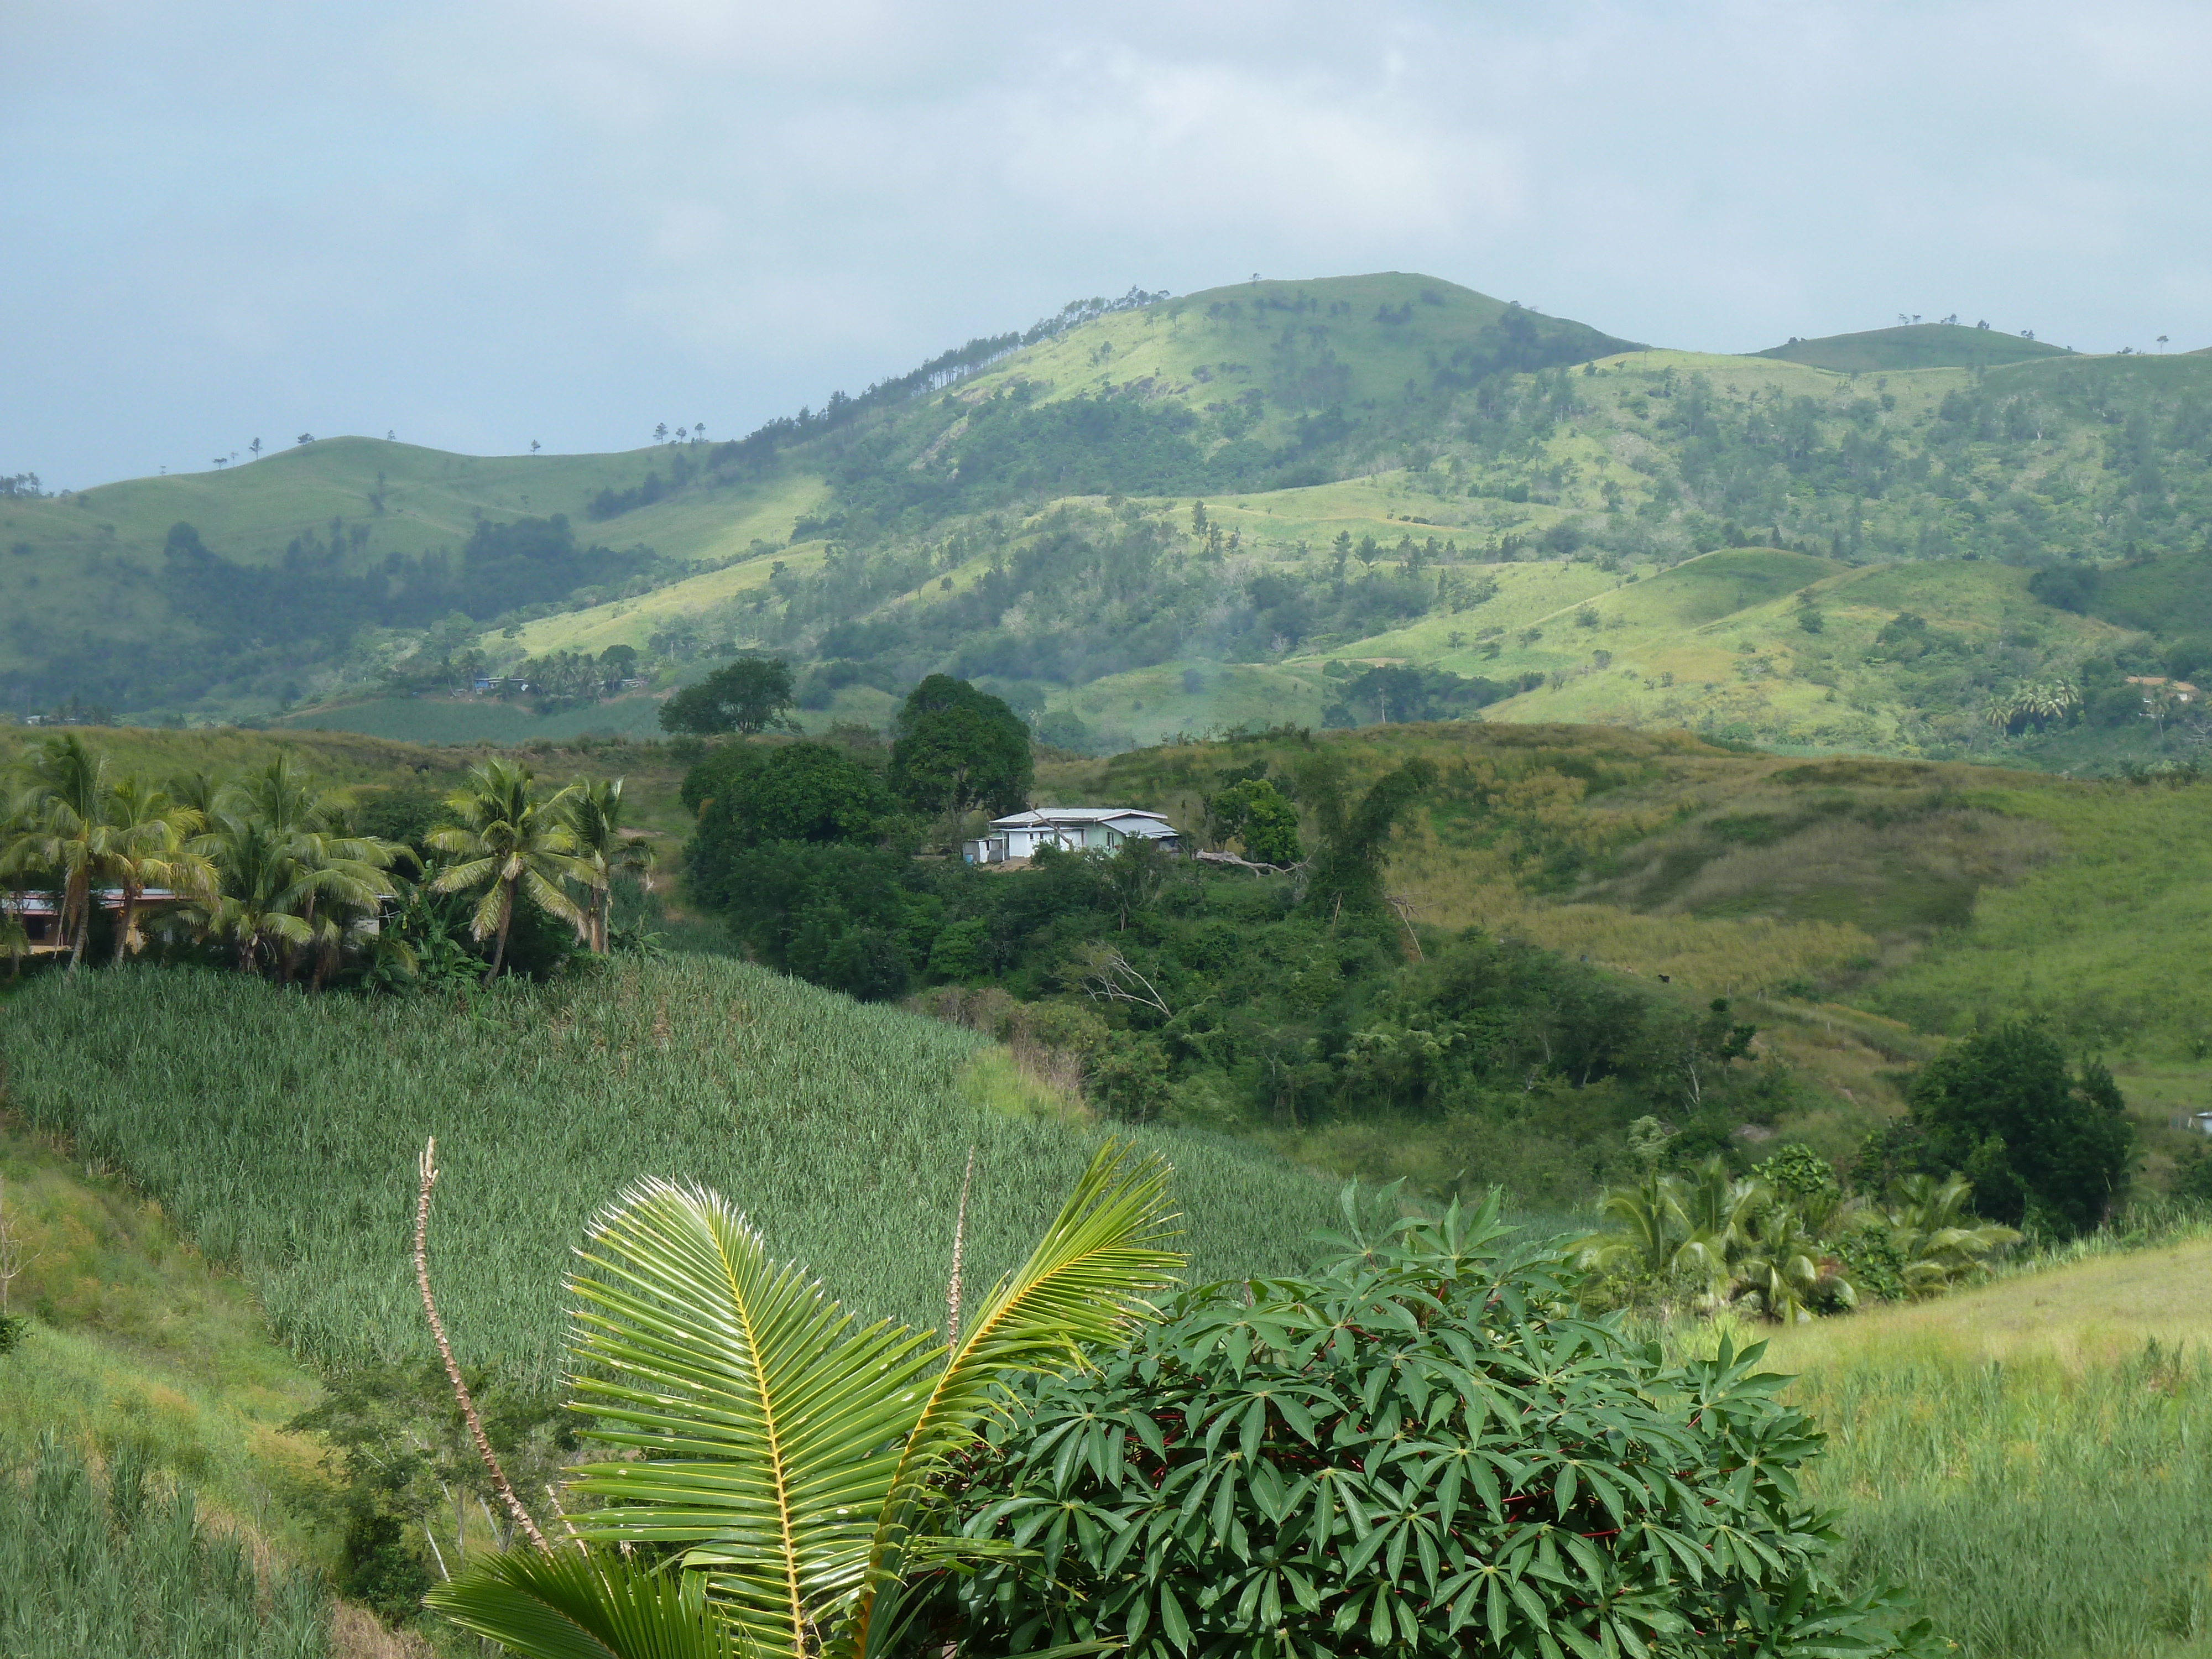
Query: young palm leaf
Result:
<box><xmin>427</xmin><ymin>1547</ymin><xmax>735</xmax><ymax>1659</ymax></box>
<box><xmin>541</xmin><ymin>1141</ymin><xmax>1180</xmax><ymax>1659</ymax></box>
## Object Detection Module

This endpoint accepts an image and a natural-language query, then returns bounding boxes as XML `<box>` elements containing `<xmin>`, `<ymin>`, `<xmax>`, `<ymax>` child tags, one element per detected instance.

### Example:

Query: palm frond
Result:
<box><xmin>561</xmin><ymin>1178</ymin><xmax>945</xmax><ymax>1659</ymax></box>
<box><xmin>846</xmin><ymin>1141</ymin><xmax>1181</xmax><ymax>1656</ymax></box>
<box><xmin>426</xmin><ymin>1547</ymin><xmax>737</xmax><ymax>1659</ymax></box>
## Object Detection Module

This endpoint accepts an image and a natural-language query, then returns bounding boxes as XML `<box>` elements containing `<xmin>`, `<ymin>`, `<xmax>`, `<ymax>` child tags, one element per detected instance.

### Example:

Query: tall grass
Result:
<box><xmin>0</xmin><ymin>960</ymin><xmax>1344</xmax><ymax>1391</ymax></box>
<box><xmin>0</xmin><ymin>1434</ymin><xmax>327</xmax><ymax>1658</ymax></box>
<box><xmin>1799</xmin><ymin>1344</ymin><xmax>2212</xmax><ymax>1659</ymax></box>
<box><xmin>1657</xmin><ymin>1228</ymin><xmax>2212</xmax><ymax>1659</ymax></box>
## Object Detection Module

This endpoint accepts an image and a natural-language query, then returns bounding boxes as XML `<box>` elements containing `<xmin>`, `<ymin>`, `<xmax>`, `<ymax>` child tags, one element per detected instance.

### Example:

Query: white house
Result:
<box><xmin>964</xmin><ymin>807</ymin><xmax>1181</xmax><ymax>865</ymax></box>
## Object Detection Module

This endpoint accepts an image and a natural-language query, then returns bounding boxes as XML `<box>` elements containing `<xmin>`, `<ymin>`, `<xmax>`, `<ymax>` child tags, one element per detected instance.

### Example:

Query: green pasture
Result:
<box><xmin>282</xmin><ymin>691</ymin><xmax>670</xmax><ymax>745</ymax></box>
<box><xmin>1746</xmin><ymin>1234</ymin><xmax>2212</xmax><ymax>1659</ymax></box>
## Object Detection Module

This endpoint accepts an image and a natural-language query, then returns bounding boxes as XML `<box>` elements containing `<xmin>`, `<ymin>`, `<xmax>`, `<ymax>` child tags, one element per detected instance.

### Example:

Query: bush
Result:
<box><xmin>939</xmin><ymin>1190</ymin><xmax>1934</xmax><ymax>1659</ymax></box>
<box><xmin>1905</xmin><ymin>1020</ymin><xmax>2132</xmax><ymax>1233</ymax></box>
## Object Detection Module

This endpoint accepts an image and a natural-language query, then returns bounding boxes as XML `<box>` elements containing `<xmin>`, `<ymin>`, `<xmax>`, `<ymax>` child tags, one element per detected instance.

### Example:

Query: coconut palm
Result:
<box><xmin>1728</xmin><ymin>1202</ymin><xmax>1857</xmax><ymax>1323</ymax></box>
<box><xmin>187</xmin><ymin>812</ymin><xmax>314</xmax><ymax>973</ymax></box>
<box><xmin>1568</xmin><ymin>1159</ymin><xmax>1752</xmax><ymax>1296</ymax></box>
<box><xmin>6</xmin><ymin>734</ymin><xmax>116</xmax><ymax>971</ymax></box>
<box><xmin>0</xmin><ymin>786</ymin><xmax>41</xmax><ymax>976</ymax></box>
<box><xmin>102</xmin><ymin>775</ymin><xmax>213</xmax><ymax>965</ymax></box>
<box><xmin>1879</xmin><ymin>1172</ymin><xmax>2020</xmax><ymax>1295</ymax></box>
<box><xmin>565</xmin><ymin>776</ymin><xmax>654</xmax><ymax>952</ymax></box>
<box><xmin>427</xmin><ymin>1142</ymin><xmax>1183</xmax><ymax>1659</ymax></box>
<box><xmin>222</xmin><ymin>755</ymin><xmax>404</xmax><ymax>983</ymax></box>
<box><xmin>426</xmin><ymin>759</ymin><xmax>589</xmax><ymax>977</ymax></box>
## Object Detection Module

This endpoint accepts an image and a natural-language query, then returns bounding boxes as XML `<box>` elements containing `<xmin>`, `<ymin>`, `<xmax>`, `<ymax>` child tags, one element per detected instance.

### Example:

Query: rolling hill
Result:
<box><xmin>1756</xmin><ymin>320</ymin><xmax>2072</xmax><ymax>371</ymax></box>
<box><xmin>9</xmin><ymin>272</ymin><xmax>2212</xmax><ymax>772</ymax></box>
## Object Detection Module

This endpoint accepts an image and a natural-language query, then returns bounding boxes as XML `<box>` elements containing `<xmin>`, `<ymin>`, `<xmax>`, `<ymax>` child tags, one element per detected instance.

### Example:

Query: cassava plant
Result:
<box><xmin>931</xmin><ymin>1185</ymin><xmax>1937</xmax><ymax>1659</ymax></box>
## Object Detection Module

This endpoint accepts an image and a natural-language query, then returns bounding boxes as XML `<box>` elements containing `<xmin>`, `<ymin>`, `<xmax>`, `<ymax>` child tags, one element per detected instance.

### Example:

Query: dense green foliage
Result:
<box><xmin>658</xmin><ymin>654</ymin><xmax>799</xmax><ymax>735</ymax></box>
<box><xmin>1571</xmin><ymin>1150</ymin><xmax>2018</xmax><ymax>1321</ymax></box>
<box><xmin>683</xmin><ymin>743</ymin><xmax>1790</xmax><ymax>1191</ymax></box>
<box><xmin>0</xmin><ymin>958</ymin><xmax>1342</xmax><ymax>1389</ymax></box>
<box><xmin>890</xmin><ymin>672</ymin><xmax>1035</xmax><ymax>816</ymax></box>
<box><xmin>0</xmin><ymin>1436</ymin><xmax>328</xmax><ymax>1657</ymax></box>
<box><xmin>1893</xmin><ymin>1020</ymin><xmax>2132</xmax><ymax>1234</ymax></box>
<box><xmin>936</xmin><ymin>1191</ymin><xmax>1933</xmax><ymax>1659</ymax></box>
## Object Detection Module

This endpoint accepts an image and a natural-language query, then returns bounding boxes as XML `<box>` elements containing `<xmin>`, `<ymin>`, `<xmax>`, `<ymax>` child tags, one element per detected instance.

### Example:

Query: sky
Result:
<box><xmin>6</xmin><ymin>0</ymin><xmax>2209</xmax><ymax>490</ymax></box>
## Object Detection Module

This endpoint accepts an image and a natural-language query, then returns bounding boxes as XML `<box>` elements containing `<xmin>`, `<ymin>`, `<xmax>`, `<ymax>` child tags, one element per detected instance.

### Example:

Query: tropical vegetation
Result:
<box><xmin>429</xmin><ymin>1141</ymin><xmax>1182</xmax><ymax>1659</ymax></box>
<box><xmin>0</xmin><ymin>1434</ymin><xmax>330</xmax><ymax>1658</ymax></box>
<box><xmin>1570</xmin><ymin>1144</ymin><xmax>2021</xmax><ymax>1322</ymax></box>
<box><xmin>931</xmin><ymin>1186</ymin><xmax>1934</xmax><ymax>1659</ymax></box>
<box><xmin>0</xmin><ymin>733</ymin><xmax>654</xmax><ymax>986</ymax></box>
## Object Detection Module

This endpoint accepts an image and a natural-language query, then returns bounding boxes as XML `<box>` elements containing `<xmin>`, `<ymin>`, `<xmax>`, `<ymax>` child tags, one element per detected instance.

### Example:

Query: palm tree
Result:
<box><xmin>427</xmin><ymin>759</ymin><xmax>589</xmax><ymax>977</ymax></box>
<box><xmin>102</xmin><ymin>775</ymin><xmax>213</xmax><ymax>965</ymax></box>
<box><xmin>188</xmin><ymin>812</ymin><xmax>313</xmax><ymax>973</ymax></box>
<box><xmin>565</xmin><ymin>778</ymin><xmax>653</xmax><ymax>952</ymax></box>
<box><xmin>1878</xmin><ymin>1173</ymin><xmax>2020</xmax><ymax>1296</ymax></box>
<box><xmin>429</xmin><ymin>1142</ymin><xmax>1182</xmax><ymax>1659</ymax></box>
<box><xmin>221</xmin><ymin>755</ymin><xmax>405</xmax><ymax>985</ymax></box>
<box><xmin>1729</xmin><ymin>1202</ymin><xmax>1857</xmax><ymax>1323</ymax></box>
<box><xmin>0</xmin><ymin>785</ymin><xmax>41</xmax><ymax>977</ymax></box>
<box><xmin>1568</xmin><ymin>1159</ymin><xmax>1751</xmax><ymax>1297</ymax></box>
<box><xmin>6</xmin><ymin>734</ymin><xmax>116</xmax><ymax>972</ymax></box>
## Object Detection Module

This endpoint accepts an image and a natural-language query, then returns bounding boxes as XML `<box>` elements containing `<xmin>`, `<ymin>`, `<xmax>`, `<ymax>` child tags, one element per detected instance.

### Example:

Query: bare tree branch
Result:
<box><xmin>415</xmin><ymin>1138</ymin><xmax>551</xmax><ymax>1556</ymax></box>
<box><xmin>946</xmin><ymin>1146</ymin><xmax>975</xmax><ymax>1350</ymax></box>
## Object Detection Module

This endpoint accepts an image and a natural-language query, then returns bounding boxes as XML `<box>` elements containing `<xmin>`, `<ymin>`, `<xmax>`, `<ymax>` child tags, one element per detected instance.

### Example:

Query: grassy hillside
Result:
<box><xmin>15</xmin><ymin>272</ymin><xmax>2212</xmax><ymax>776</ymax></box>
<box><xmin>1038</xmin><ymin>719</ymin><xmax>2212</xmax><ymax>1190</ymax></box>
<box><xmin>1754</xmin><ymin>1230</ymin><xmax>2212</xmax><ymax>1659</ymax></box>
<box><xmin>0</xmin><ymin>958</ymin><xmax>1346</xmax><ymax>1391</ymax></box>
<box><xmin>0</xmin><ymin>1119</ymin><xmax>337</xmax><ymax>1572</ymax></box>
<box><xmin>1756</xmin><ymin>321</ymin><xmax>2072</xmax><ymax>371</ymax></box>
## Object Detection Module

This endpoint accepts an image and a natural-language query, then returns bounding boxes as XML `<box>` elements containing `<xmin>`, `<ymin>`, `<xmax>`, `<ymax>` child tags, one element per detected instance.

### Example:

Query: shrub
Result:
<box><xmin>1905</xmin><ymin>1019</ymin><xmax>2132</xmax><ymax>1233</ymax></box>
<box><xmin>938</xmin><ymin>1190</ymin><xmax>1935</xmax><ymax>1659</ymax></box>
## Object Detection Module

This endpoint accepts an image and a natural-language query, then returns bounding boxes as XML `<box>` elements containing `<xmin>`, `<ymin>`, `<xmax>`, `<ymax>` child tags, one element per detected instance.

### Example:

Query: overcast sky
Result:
<box><xmin>7</xmin><ymin>0</ymin><xmax>2208</xmax><ymax>489</ymax></box>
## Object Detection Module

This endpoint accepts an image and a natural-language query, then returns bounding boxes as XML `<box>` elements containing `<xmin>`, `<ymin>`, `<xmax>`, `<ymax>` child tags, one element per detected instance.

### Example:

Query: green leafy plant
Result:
<box><xmin>936</xmin><ymin>1186</ymin><xmax>1936</xmax><ymax>1659</ymax></box>
<box><xmin>426</xmin><ymin>1141</ymin><xmax>1183</xmax><ymax>1659</ymax></box>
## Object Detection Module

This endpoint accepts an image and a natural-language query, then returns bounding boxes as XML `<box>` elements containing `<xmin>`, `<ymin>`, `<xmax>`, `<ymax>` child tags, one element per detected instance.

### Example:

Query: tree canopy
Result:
<box><xmin>889</xmin><ymin>674</ymin><xmax>1033</xmax><ymax>817</ymax></box>
<box><xmin>658</xmin><ymin>657</ymin><xmax>799</xmax><ymax>737</ymax></box>
<box><xmin>1297</xmin><ymin>755</ymin><xmax>1436</xmax><ymax>915</ymax></box>
<box><xmin>936</xmin><ymin>1188</ymin><xmax>1936</xmax><ymax>1659</ymax></box>
<box><xmin>1904</xmin><ymin>1019</ymin><xmax>2132</xmax><ymax>1234</ymax></box>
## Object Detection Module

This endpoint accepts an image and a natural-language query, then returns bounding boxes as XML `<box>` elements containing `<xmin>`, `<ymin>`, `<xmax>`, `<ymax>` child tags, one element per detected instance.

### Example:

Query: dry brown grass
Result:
<box><xmin>330</xmin><ymin>1603</ymin><xmax>436</xmax><ymax>1659</ymax></box>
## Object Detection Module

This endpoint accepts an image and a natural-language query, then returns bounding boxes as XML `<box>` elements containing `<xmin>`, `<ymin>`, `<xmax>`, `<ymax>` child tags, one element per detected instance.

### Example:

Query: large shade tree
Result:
<box><xmin>659</xmin><ymin>657</ymin><xmax>799</xmax><ymax>737</ymax></box>
<box><xmin>889</xmin><ymin>675</ymin><xmax>1032</xmax><ymax>818</ymax></box>
<box><xmin>1905</xmin><ymin>1019</ymin><xmax>2132</xmax><ymax>1234</ymax></box>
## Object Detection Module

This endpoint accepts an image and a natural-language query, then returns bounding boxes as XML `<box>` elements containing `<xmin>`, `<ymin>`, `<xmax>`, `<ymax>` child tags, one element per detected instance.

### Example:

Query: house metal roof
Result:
<box><xmin>989</xmin><ymin>807</ymin><xmax>1175</xmax><ymax>828</ymax></box>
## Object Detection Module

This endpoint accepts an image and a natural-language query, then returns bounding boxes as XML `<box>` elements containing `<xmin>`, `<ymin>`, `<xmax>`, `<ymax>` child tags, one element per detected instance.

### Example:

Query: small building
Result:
<box><xmin>3</xmin><ymin>888</ymin><xmax>187</xmax><ymax>954</ymax></box>
<box><xmin>964</xmin><ymin>807</ymin><xmax>1181</xmax><ymax>865</ymax></box>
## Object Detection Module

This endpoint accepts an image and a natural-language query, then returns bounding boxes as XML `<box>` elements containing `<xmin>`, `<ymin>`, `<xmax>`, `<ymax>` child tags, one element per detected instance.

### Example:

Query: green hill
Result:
<box><xmin>1756</xmin><ymin>322</ymin><xmax>2072</xmax><ymax>371</ymax></box>
<box><xmin>11</xmin><ymin>273</ymin><xmax>2212</xmax><ymax>774</ymax></box>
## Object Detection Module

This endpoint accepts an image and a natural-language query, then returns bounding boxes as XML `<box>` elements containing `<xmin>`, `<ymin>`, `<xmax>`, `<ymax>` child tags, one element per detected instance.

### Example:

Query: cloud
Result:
<box><xmin>3</xmin><ymin>0</ymin><xmax>2208</xmax><ymax>484</ymax></box>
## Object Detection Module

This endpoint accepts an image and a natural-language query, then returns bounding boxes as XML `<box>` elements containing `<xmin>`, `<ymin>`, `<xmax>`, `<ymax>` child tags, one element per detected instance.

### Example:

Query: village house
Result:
<box><xmin>963</xmin><ymin>807</ymin><xmax>1181</xmax><ymax>865</ymax></box>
